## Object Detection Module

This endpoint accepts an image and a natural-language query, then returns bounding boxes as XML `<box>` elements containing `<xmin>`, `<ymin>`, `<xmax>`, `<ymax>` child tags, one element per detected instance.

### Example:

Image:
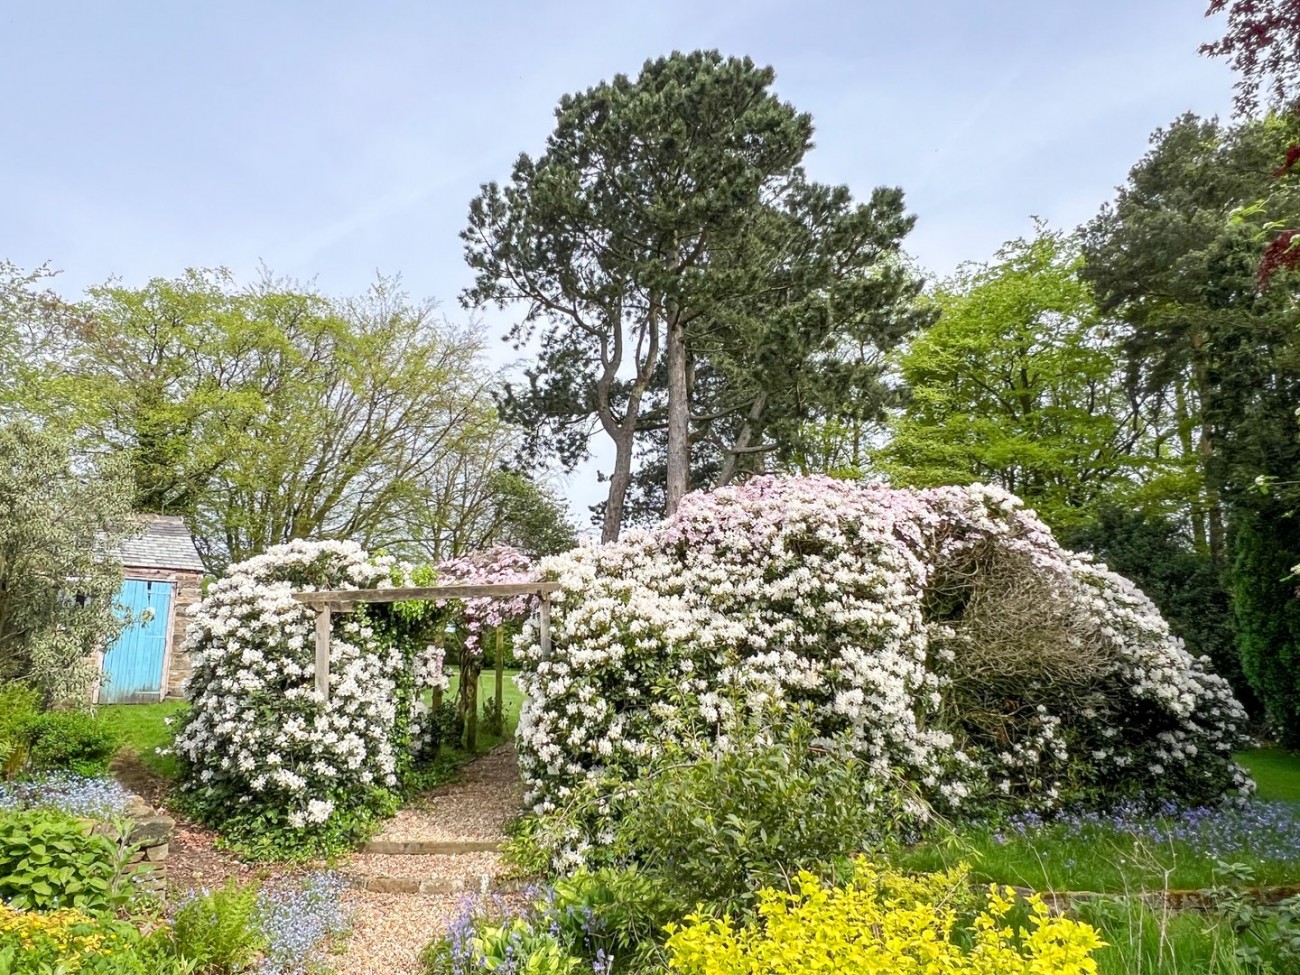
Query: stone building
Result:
<box><xmin>96</xmin><ymin>515</ymin><xmax>205</xmax><ymax>703</ymax></box>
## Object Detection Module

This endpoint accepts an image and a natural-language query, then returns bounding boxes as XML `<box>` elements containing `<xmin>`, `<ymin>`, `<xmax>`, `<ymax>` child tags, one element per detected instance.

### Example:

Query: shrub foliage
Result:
<box><xmin>174</xmin><ymin>539</ymin><xmax>463</xmax><ymax>858</ymax></box>
<box><xmin>21</xmin><ymin>711</ymin><xmax>121</xmax><ymax>778</ymax></box>
<box><xmin>173</xmin><ymin>540</ymin><xmax>408</xmax><ymax>857</ymax></box>
<box><xmin>0</xmin><ymin>810</ymin><xmax>125</xmax><ymax>913</ymax></box>
<box><xmin>0</xmin><ymin>422</ymin><xmax>137</xmax><ymax>704</ymax></box>
<box><xmin>664</xmin><ymin>858</ymin><xmax>1102</xmax><ymax>975</ymax></box>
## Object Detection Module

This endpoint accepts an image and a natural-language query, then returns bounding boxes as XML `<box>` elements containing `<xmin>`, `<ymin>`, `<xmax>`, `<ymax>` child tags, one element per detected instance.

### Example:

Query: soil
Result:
<box><xmin>108</xmin><ymin>749</ymin><xmax>173</xmax><ymax>809</ymax></box>
<box><xmin>109</xmin><ymin>749</ymin><xmax>272</xmax><ymax>895</ymax></box>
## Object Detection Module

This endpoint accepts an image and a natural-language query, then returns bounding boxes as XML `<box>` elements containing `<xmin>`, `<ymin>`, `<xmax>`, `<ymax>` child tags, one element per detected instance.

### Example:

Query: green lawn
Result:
<box><xmin>893</xmin><ymin>748</ymin><xmax>1300</xmax><ymax>894</ymax></box>
<box><xmin>1236</xmin><ymin>747</ymin><xmax>1300</xmax><ymax>803</ymax></box>
<box><xmin>1079</xmin><ymin>897</ymin><xmax>1291</xmax><ymax>975</ymax></box>
<box><xmin>446</xmin><ymin>665</ymin><xmax>524</xmax><ymax>746</ymax></box>
<box><xmin>99</xmin><ymin>698</ymin><xmax>188</xmax><ymax>779</ymax></box>
<box><xmin>97</xmin><ymin>669</ymin><xmax>523</xmax><ymax>784</ymax></box>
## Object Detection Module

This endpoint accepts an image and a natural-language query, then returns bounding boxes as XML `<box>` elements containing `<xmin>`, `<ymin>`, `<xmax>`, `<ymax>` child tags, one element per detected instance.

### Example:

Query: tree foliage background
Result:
<box><xmin>6</xmin><ymin>26</ymin><xmax>1300</xmax><ymax>744</ymax></box>
<box><xmin>4</xmin><ymin>268</ymin><xmax>570</xmax><ymax>570</ymax></box>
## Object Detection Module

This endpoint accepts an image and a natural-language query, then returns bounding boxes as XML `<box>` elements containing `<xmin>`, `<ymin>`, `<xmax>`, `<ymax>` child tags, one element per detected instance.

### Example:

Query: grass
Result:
<box><xmin>894</xmin><ymin>810</ymin><xmax>1300</xmax><ymax>893</ymax></box>
<box><xmin>1078</xmin><ymin>898</ymin><xmax>1285</xmax><ymax>975</ymax></box>
<box><xmin>446</xmin><ymin>665</ymin><xmax>523</xmax><ymax>747</ymax></box>
<box><xmin>1236</xmin><ymin>747</ymin><xmax>1300</xmax><ymax>803</ymax></box>
<box><xmin>893</xmin><ymin>749</ymin><xmax>1300</xmax><ymax>894</ymax></box>
<box><xmin>398</xmin><ymin>666</ymin><xmax>523</xmax><ymax>797</ymax></box>
<box><xmin>99</xmin><ymin>698</ymin><xmax>188</xmax><ymax>779</ymax></box>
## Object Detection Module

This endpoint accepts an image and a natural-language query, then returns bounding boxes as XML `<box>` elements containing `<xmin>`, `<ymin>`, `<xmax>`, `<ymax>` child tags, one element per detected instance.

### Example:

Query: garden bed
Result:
<box><xmin>894</xmin><ymin>797</ymin><xmax>1300</xmax><ymax>893</ymax></box>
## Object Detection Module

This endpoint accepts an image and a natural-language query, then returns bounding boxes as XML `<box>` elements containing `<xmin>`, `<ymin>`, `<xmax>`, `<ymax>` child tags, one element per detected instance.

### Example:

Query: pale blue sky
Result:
<box><xmin>1</xmin><ymin>1</ymin><xmax>1236</xmax><ymax>517</ymax></box>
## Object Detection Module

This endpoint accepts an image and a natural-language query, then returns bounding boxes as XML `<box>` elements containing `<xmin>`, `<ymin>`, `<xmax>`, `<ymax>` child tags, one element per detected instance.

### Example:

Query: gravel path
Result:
<box><xmin>345</xmin><ymin>851</ymin><xmax>504</xmax><ymax>881</ymax></box>
<box><xmin>335</xmin><ymin>745</ymin><xmax>527</xmax><ymax>973</ymax></box>
<box><xmin>369</xmin><ymin>745</ymin><xmax>524</xmax><ymax>843</ymax></box>
<box><xmin>335</xmin><ymin>890</ymin><xmax>468</xmax><ymax>975</ymax></box>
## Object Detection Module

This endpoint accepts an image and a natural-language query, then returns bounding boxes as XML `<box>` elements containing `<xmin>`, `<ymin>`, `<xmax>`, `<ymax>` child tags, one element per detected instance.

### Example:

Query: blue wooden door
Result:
<box><xmin>101</xmin><ymin>579</ymin><xmax>172</xmax><ymax>704</ymax></box>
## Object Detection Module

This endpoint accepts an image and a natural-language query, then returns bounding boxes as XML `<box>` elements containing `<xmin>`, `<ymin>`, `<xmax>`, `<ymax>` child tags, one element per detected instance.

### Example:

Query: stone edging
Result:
<box><xmin>342</xmin><ymin>873</ymin><xmax>497</xmax><ymax>895</ymax></box>
<box><xmin>88</xmin><ymin>792</ymin><xmax>176</xmax><ymax>894</ymax></box>
<box><xmin>359</xmin><ymin>839</ymin><xmax>504</xmax><ymax>855</ymax></box>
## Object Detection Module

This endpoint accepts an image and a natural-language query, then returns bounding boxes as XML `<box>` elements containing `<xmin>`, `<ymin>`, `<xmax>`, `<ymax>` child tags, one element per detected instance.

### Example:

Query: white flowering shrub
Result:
<box><xmin>174</xmin><ymin>540</ymin><xmax>408</xmax><ymax>857</ymax></box>
<box><xmin>516</xmin><ymin>477</ymin><xmax>1250</xmax><ymax>820</ymax></box>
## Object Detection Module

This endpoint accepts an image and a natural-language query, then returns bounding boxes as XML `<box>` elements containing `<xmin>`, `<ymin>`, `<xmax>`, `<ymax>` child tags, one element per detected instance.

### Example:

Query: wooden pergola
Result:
<box><xmin>291</xmin><ymin>582</ymin><xmax>560</xmax><ymax>704</ymax></box>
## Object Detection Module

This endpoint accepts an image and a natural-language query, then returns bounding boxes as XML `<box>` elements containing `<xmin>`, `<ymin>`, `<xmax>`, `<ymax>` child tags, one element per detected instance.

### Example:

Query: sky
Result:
<box><xmin>1</xmin><ymin>0</ymin><xmax>1237</xmax><ymax>520</ymax></box>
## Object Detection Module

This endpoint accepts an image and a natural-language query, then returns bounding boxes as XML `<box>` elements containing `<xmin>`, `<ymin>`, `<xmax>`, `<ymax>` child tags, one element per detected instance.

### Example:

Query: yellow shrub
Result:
<box><xmin>665</xmin><ymin>858</ymin><xmax>1101</xmax><ymax>975</ymax></box>
<box><xmin>0</xmin><ymin>902</ymin><xmax>129</xmax><ymax>972</ymax></box>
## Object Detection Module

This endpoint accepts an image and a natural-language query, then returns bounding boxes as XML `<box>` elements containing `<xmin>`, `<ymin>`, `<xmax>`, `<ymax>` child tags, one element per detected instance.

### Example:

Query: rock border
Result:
<box><xmin>88</xmin><ymin>791</ymin><xmax>176</xmax><ymax>895</ymax></box>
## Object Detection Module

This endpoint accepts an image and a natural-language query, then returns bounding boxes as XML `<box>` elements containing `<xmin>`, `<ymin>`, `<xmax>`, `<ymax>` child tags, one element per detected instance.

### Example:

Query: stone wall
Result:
<box><xmin>92</xmin><ymin>792</ymin><xmax>175</xmax><ymax>895</ymax></box>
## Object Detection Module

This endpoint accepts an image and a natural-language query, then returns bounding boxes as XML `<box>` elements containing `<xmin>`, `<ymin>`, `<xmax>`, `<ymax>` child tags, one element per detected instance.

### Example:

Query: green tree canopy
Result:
<box><xmin>0</xmin><ymin>261</ymin><xmax>70</xmax><ymax>424</ymax></box>
<box><xmin>47</xmin><ymin>270</ymin><xmax>514</xmax><ymax>567</ymax></box>
<box><xmin>1079</xmin><ymin>113</ymin><xmax>1293</xmax><ymax>559</ymax></box>
<box><xmin>1082</xmin><ymin>110</ymin><xmax>1300</xmax><ymax>742</ymax></box>
<box><xmin>464</xmin><ymin>50</ymin><xmax>925</xmax><ymax>538</ymax></box>
<box><xmin>881</xmin><ymin>228</ymin><xmax>1179</xmax><ymax>531</ymax></box>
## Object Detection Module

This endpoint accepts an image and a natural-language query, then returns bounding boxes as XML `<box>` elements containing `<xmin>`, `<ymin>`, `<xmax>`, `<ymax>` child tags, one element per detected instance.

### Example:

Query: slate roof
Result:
<box><xmin>119</xmin><ymin>515</ymin><xmax>206</xmax><ymax>572</ymax></box>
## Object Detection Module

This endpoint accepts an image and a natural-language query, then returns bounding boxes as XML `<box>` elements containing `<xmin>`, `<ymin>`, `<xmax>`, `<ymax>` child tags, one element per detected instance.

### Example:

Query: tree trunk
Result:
<box><xmin>595</xmin><ymin>304</ymin><xmax>657</xmax><ymax>543</ymax></box>
<box><xmin>665</xmin><ymin>310</ymin><xmax>690</xmax><ymax>515</ymax></box>
<box><xmin>494</xmin><ymin>625</ymin><xmax>504</xmax><ymax>716</ymax></box>
<box><xmin>717</xmin><ymin>392</ymin><xmax>769</xmax><ymax>487</ymax></box>
<box><xmin>1173</xmin><ymin>375</ymin><xmax>1207</xmax><ymax>551</ymax></box>
<box><xmin>601</xmin><ymin>427</ymin><xmax>636</xmax><ymax>542</ymax></box>
<box><xmin>464</xmin><ymin>659</ymin><xmax>479</xmax><ymax>752</ymax></box>
<box><xmin>1190</xmin><ymin>333</ymin><xmax>1224</xmax><ymax>565</ymax></box>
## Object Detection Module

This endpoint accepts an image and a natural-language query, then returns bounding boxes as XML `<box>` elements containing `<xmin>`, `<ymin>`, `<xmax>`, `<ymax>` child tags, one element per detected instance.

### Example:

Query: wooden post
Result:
<box><xmin>431</xmin><ymin>629</ymin><xmax>444</xmax><ymax>714</ymax></box>
<box><xmin>539</xmin><ymin>592</ymin><xmax>552</xmax><ymax>660</ymax></box>
<box><xmin>465</xmin><ymin>660</ymin><xmax>479</xmax><ymax>752</ymax></box>
<box><xmin>494</xmin><ymin>625</ymin><xmax>505</xmax><ymax>716</ymax></box>
<box><xmin>456</xmin><ymin>641</ymin><xmax>469</xmax><ymax>722</ymax></box>
<box><xmin>314</xmin><ymin>606</ymin><xmax>332</xmax><ymax>702</ymax></box>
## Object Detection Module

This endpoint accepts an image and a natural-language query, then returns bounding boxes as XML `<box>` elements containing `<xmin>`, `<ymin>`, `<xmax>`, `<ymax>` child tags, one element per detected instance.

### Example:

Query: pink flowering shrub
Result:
<box><xmin>435</xmin><ymin>546</ymin><xmax>539</xmax><ymax>658</ymax></box>
<box><xmin>516</xmin><ymin>477</ymin><xmax>1250</xmax><ymax>820</ymax></box>
<box><xmin>406</xmin><ymin>546</ymin><xmax>537</xmax><ymax>752</ymax></box>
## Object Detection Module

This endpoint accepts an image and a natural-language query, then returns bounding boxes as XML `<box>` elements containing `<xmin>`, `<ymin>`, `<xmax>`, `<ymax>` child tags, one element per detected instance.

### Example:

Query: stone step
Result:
<box><xmin>341</xmin><ymin>851</ymin><xmax>507</xmax><ymax>896</ymax></box>
<box><xmin>343</xmin><ymin>873</ymin><xmax>498</xmax><ymax>895</ymax></box>
<box><xmin>360</xmin><ymin>838</ymin><xmax>505</xmax><ymax>855</ymax></box>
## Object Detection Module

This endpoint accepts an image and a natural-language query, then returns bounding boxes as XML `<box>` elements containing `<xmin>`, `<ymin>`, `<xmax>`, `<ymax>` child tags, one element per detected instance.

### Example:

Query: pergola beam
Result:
<box><xmin>295</xmin><ymin>581</ymin><xmax>560</xmax><ymax>703</ymax></box>
<box><xmin>292</xmin><ymin>582</ymin><xmax>561</xmax><ymax>607</ymax></box>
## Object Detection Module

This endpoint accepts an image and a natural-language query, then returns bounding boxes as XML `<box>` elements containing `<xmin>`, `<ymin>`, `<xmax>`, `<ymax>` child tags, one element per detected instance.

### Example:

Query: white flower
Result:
<box><xmin>305</xmin><ymin>799</ymin><xmax>334</xmax><ymax>824</ymax></box>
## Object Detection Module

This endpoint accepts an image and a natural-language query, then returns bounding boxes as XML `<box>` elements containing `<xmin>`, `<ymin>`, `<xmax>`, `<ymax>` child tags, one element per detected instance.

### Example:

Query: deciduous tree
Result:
<box><xmin>882</xmin><ymin>228</ymin><xmax>1177</xmax><ymax>530</ymax></box>
<box><xmin>53</xmin><ymin>271</ymin><xmax>510</xmax><ymax>568</ymax></box>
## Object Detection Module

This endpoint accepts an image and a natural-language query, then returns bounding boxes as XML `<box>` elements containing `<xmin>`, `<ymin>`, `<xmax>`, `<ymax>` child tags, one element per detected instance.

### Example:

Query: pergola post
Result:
<box><xmin>539</xmin><ymin>591</ymin><xmax>552</xmax><ymax>660</ymax></box>
<box><xmin>464</xmin><ymin>657</ymin><xmax>479</xmax><ymax>752</ymax></box>
<box><xmin>292</xmin><ymin>581</ymin><xmax>560</xmax><ymax>717</ymax></box>
<box><xmin>314</xmin><ymin>606</ymin><xmax>332</xmax><ymax>701</ymax></box>
<box><xmin>494</xmin><ymin>624</ymin><xmax>505</xmax><ymax>718</ymax></box>
<box><xmin>431</xmin><ymin>629</ymin><xmax>444</xmax><ymax>715</ymax></box>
